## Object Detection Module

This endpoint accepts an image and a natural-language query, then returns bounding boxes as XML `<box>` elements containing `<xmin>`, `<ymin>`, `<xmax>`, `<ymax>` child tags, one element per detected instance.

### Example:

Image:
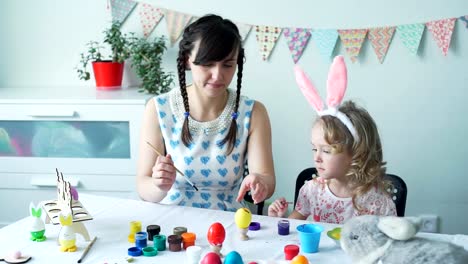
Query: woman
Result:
<box><xmin>137</xmin><ymin>14</ymin><xmax>275</xmax><ymax>211</ymax></box>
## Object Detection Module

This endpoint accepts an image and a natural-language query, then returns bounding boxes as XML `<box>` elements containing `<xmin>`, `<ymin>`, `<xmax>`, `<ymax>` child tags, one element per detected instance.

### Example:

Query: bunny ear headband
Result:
<box><xmin>294</xmin><ymin>55</ymin><xmax>359</xmax><ymax>142</ymax></box>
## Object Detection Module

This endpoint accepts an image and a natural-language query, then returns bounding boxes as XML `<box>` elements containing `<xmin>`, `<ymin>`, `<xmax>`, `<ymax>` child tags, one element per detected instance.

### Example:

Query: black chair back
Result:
<box><xmin>384</xmin><ymin>174</ymin><xmax>407</xmax><ymax>217</ymax></box>
<box><xmin>293</xmin><ymin>168</ymin><xmax>407</xmax><ymax>216</ymax></box>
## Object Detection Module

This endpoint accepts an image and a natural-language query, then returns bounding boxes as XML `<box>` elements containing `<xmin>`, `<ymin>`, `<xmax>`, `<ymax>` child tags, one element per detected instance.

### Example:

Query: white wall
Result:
<box><xmin>1</xmin><ymin>0</ymin><xmax>467</xmax><ymax>234</ymax></box>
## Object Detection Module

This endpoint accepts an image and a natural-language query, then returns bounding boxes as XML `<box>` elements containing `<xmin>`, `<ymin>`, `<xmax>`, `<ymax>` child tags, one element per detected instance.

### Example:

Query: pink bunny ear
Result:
<box><xmin>326</xmin><ymin>56</ymin><xmax>348</xmax><ymax>108</ymax></box>
<box><xmin>294</xmin><ymin>65</ymin><xmax>324</xmax><ymax>112</ymax></box>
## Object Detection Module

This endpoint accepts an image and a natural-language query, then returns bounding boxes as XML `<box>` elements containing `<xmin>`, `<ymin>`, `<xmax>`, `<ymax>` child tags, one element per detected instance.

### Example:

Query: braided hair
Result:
<box><xmin>176</xmin><ymin>14</ymin><xmax>245</xmax><ymax>154</ymax></box>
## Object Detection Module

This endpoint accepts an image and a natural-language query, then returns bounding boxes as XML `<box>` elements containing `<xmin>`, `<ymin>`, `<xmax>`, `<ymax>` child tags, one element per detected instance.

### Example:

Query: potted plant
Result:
<box><xmin>128</xmin><ymin>35</ymin><xmax>174</xmax><ymax>94</ymax></box>
<box><xmin>77</xmin><ymin>21</ymin><xmax>130</xmax><ymax>89</ymax></box>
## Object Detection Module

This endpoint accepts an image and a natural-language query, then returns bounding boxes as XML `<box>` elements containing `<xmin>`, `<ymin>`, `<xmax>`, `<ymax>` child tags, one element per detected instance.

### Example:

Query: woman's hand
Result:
<box><xmin>152</xmin><ymin>154</ymin><xmax>176</xmax><ymax>192</ymax></box>
<box><xmin>236</xmin><ymin>174</ymin><xmax>269</xmax><ymax>204</ymax></box>
<box><xmin>268</xmin><ymin>197</ymin><xmax>288</xmax><ymax>217</ymax></box>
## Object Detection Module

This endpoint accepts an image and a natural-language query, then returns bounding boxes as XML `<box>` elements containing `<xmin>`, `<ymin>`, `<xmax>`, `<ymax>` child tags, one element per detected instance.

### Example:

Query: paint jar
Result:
<box><xmin>284</xmin><ymin>244</ymin><xmax>300</xmax><ymax>260</ymax></box>
<box><xmin>128</xmin><ymin>221</ymin><xmax>142</xmax><ymax>243</ymax></box>
<box><xmin>168</xmin><ymin>234</ymin><xmax>182</xmax><ymax>252</ymax></box>
<box><xmin>173</xmin><ymin>226</ymin><xmax>187</xmax><ymax>236</ymax></box>
<box><xmin>135</xmin><ymin>231</ymin><xmax>148</xmax><ymax>249</ymax></box>
<box><xmin>186</xmin><ymin>245</ymin><xmax>202</xmax><ymax>264</ymax></box>
<box><xmin>278</xmin><ymin>219</ymin><xmax>290</xmax><ymax>235</ymax></box>
<box><xmin>147</xmin><ymin>225</ymin><xmax>161</xmax><ymax>241</ymax></box>
<box><xmin>181</xmin><ymin>232</ymin><xmax>196</xmax><ymax>249</ymax></box>
<box><xmin>153</xmin><ymin>234</ymin><xmax>167</xmax><ymax>251</ymax></box>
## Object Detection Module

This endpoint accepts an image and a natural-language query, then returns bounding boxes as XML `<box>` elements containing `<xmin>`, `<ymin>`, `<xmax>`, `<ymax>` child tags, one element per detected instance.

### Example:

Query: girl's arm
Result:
<box><xmin>289</xmin><ymin>210</ymin><xmax>308</xmax><ymax>220</ymax></box>
<box><xmin>237</xmin><ymin>101</ymin><xmax>276</xmax><ymax>204</ymax></box>
<box><xmin>136</xmin><ymin>100</ymin><xmax>172</xmax><ymax>202</ymax></box>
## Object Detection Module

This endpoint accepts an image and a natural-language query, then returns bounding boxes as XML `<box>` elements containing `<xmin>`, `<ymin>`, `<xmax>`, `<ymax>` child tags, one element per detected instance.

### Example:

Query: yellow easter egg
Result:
<box><xmin>291</xmin><ymin>255</ymin><xmax>309</xmax><ymax>264</ymax></box>
<box><xmin>234</xmin><ymin>208</ymin><xmax>252</xmax><ymax>229</ymax></box>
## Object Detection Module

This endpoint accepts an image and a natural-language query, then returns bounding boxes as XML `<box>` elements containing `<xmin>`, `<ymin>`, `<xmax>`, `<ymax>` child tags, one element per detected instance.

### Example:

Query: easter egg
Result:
<box><xmin>234</xmin><ymin>208</ymin><xmax>252</xmax><ymax>229</ymax></box>
<box><xmin>224</xmin><ymin>251</ymin><xmax>244</xmax><ymax>264</ymax></box>
<box><xmin>200</xmin><ymin>252</ymin><xmax>222</xmax><ymax>264</ymax></box>
<box><xmin>207</xmin><ymin>222</ymin><xmax>226</xmax><ymax>246</ymax></box>
<box><xmin>291</xmin><ymin>255</ymin><xmax>309</xmax><ymax>264</ymax></box>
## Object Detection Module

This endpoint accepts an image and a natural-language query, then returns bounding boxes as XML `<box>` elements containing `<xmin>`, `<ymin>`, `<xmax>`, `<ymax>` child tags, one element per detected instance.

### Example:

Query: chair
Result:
<box><xmin>242</xmin><ymin>160</ymin><xmax>265</xmax><ymax>215</ymax></box>
<box><xmin>293</xmin><ymin>168</ymin><xmax>407</xmax><ymax>217</ymax></box>
<box><xmin>293</xmin><ymin>168</ymin><xmax>318</xmax><ymax>207</ymax></box>
<box><xmin>384</xmin><ymin>174</ymin><xmax>407</xmax><ymax>217</ymax></box>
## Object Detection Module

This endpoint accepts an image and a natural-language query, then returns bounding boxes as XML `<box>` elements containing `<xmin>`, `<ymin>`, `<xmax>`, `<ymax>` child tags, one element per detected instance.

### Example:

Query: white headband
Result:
<box><xmin>294</xmin><ymin>56</ymin><xmax>359</xmax><ymax>142</ymax></box>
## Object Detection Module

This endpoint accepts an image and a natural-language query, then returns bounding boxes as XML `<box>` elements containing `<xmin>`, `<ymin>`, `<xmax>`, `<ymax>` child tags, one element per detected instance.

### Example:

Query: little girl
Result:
<box><xmin>268</xmin><ymin>56</ymin><xmax>396</xmax><ymax>223</ymax></box>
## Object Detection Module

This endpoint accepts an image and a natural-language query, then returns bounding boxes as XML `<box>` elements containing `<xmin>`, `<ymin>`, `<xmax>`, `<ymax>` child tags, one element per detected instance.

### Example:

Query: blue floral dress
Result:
<box><xmin>154</xmin><ymin>88</ymin><xmax>254</xmax><ymax>211</ymax></box>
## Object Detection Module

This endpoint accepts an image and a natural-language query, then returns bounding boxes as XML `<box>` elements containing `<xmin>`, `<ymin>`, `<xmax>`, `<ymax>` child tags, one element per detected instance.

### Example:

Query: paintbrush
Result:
<box><xmin>146</xmin><ymin>141</ymin><xmax>199</xmax><ymax>191</ymax></box>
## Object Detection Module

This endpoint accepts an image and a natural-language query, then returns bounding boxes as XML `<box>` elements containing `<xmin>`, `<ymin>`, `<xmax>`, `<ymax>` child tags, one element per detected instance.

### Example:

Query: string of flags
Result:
<box><xmin>109</xmin><ymin>0</ymin><xmax>467</xmax><ymax>64</ymax></box>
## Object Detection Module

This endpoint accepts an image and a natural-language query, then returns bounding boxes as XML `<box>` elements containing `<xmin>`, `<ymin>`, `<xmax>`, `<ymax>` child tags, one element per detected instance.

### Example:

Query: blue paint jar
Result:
<box><xmin>135</xmin><ymin>231</ymin><xmax>148</xmax><ymax>248</ymax></box>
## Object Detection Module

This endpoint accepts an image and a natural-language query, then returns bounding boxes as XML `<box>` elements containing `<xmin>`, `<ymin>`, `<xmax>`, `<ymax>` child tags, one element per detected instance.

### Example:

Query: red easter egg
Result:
<box><xmin>201</xmin><ymin>252</ymin><xmax>222</xmax><ymax>264</ymax></box>
<box><xmin>207</xmin><ymin>222</ymin><xmax>226</xmax><ymax>246</ymax></box>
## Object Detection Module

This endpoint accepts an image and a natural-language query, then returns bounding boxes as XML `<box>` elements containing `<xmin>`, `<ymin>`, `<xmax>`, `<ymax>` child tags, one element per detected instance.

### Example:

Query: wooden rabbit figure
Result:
<box><xmin>29</xmin><ymin>202</ymin><xmax>46</xmax><ymax>242</ymax></box>
<box><xmin>58</xmin><ymin>212</ymin><xmax>77</xmax><ymax>252</ymax></box>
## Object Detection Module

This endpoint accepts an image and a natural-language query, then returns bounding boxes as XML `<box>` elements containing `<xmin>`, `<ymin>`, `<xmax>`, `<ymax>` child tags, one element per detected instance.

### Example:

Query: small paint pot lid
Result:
<box><xmin>248</xmin><ymin>222</ymin><xmax>261</xmax><ymax>231</ymax></box>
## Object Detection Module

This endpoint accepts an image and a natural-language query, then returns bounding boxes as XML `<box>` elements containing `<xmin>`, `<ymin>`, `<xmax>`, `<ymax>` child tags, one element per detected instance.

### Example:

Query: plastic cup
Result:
<box><xmin>296</xmin><ymin>223</ymin><xmax>324</xmax><ymax>253</ymax></box>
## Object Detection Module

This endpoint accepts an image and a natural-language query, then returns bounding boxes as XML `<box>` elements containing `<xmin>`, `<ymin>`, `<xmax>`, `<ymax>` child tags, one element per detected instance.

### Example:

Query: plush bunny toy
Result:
<box><xmin>341</xmin><ymin>215</ymin><xmax>468</xmax><ymax>264</ymax></box>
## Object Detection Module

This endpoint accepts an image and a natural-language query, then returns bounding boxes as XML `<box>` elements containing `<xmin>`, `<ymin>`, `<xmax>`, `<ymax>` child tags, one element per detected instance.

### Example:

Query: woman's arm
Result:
<box><xmin>237</xmin><ymin>101</ymin><xmax>276</xmax><ymax>203</ymax></box>
<box><xmin>136</xmin><ymin>100</ymin><xmax>173</xmax><ymax>202</ymax></box>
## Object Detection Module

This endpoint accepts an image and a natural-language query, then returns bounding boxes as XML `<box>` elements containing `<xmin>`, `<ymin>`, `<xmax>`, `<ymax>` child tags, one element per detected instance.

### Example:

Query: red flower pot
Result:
<box><xmin>92</xmin><ymin>61</ymin><xmax>124</xmax><ymax>90</ymax></box>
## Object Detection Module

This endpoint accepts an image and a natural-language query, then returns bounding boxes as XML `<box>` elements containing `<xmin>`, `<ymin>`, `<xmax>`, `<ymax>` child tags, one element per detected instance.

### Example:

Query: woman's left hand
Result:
<box><xmin>236</xmin><ymin>174</ymin><xmax>268</xmax><ymax>204</ymax></box>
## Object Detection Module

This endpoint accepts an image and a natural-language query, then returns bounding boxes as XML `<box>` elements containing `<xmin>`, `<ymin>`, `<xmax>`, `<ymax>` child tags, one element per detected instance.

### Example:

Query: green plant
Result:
<box><xmin>76</xmin><ymin>21</ymin><xmax>131</xmax><ymax>81</ymax></box>
<box><xmin>128</xmin><ymin>35</ymin><xmax>174</xmax><ymax>94</ymax></box>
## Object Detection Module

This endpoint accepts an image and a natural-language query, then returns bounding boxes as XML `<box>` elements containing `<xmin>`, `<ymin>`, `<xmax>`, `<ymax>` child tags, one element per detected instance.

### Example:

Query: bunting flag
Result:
<box><xmin>106</xmin><ymin>2</ymin><xmax>467</xmax><ymax>64</ymax></box>
<box><xmin>255</xmin><ymin>25</ymin><xmax>282</xmax><ymax>61</ymax></box>
<box><xmin>312</xmin><ymin>29</ymin><xmax>339</xmax><ymax>62</ymax></box>
<box><xmin>234</xmin><ymin>22</ymin><xmax>252</xmax><ymax>42</ymax></box>
<box><xmin>283</xmin><ymin>28</ymin><xmax>311</xmax><ymax>64</ymax></box>
<box><xmin>138</xmin><ymin>3</ymin><xmax>164</xmax><ymax>38</ymax></box>
<box><xmin>426</xmin><ymin>18</ymin><xmax>456</xmax><ymax>56</ymax></box>
<box><xmin>460</xmin><ymin>16</ymin><xmax>468</xmax><ymax>29</ymax></box>
<box><xmin>368</xmin><ymin>27</ymin><xmax>396</xmax><ymax>63</ymax></box>
<box><xmin>164</xmin><ymin>10</ymin><xmax>192</xmax><ymax>47</ymax></box>
<box><xmin>396</xmin><ymin>23</ymin><xmax>425</xmax><ymax>55</ymax></box>
<box><xmin>338</xmin><ymin>29</ymin><xmax>368</xmax><ymax>63</ymax></box>
<box><xmin>110</xmin><ymin>0</ymin><xmax>137</xmax><ymax>25</ymax></box>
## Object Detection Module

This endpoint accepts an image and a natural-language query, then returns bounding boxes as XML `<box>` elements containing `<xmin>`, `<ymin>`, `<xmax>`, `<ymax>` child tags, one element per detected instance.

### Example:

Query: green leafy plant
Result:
<box><xmin>128</xmin><ymin>35</ymin><xmax>174</xmax><ymax>94</ymax></box>
<box><xmin>76</xmin><ymin>21</ymin><xmax>131</xmax><ymax>81</ymax></box>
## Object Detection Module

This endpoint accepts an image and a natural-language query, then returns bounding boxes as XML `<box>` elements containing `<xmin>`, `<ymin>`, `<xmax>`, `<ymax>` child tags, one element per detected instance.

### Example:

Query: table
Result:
<box><xmin>1</xmin><ymin>194</ymin><xmax>467</xmax><ymax>263</ymax></box>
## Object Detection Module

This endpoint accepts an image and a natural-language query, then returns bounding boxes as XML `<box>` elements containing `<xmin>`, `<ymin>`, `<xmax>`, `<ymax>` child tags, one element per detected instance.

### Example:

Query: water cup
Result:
<box><xmin>296</xmin><ymin>224</ymin><xmax>324</xmax><ymax>253</ymax></box>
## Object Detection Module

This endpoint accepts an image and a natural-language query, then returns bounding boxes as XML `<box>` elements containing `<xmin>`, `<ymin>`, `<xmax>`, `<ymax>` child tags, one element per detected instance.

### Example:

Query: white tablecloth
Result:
<box><xmin>0</xmin><ymin>194</ymin><xmax>466</xmax><ymax>264</ymax></box>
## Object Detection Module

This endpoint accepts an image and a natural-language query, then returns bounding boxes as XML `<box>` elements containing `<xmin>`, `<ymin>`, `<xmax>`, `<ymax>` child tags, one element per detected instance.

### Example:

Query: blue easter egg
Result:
<box><xmin>224</xmin><ymin>251</ymin><xmax>243</xmax><ymax>264</ymax></box>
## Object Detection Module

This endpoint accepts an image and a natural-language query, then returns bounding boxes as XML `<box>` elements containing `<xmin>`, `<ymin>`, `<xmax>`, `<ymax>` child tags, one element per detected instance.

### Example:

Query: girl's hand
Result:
<box><xmin>268</xmin><ymin>197</ymin><xmax>288</xmax><ymax>217</ymax></box>
<box><xmin>236</xmin><ymin>174</ymin><xmax>268</xmax><ymax>204</ymax></box>
<box><xmin>152</xmin><ymin>154</ymin><xmax>176</xmax><ymax>192</ymax></box>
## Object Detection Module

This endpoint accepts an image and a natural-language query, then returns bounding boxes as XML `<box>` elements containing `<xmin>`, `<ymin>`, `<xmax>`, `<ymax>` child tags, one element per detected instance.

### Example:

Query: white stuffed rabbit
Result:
<box><xmin>29</xmin><ymin>202</ymin><xmax>46</xmax><ymax>242</ymax></box>
<box><xmin>58</xmin><ymin>212</ymin><xmax>77</xmax><ymax>252</ymax></box>
<box><xmin>341</xmin><ymin>215</ymin><xmax>468</xmax><ymax>264</ymax></box>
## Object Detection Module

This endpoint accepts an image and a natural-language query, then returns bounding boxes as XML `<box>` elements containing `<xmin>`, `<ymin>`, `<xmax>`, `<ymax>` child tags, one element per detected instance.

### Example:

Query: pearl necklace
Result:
<box><xmin>170</xmin><ymin>88</ymin><xmax>236</xmax><ymax>136</ymax></box>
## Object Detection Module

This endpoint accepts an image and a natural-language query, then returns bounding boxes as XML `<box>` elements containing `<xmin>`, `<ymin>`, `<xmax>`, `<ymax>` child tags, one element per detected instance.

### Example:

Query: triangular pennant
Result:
<box><xmin>110</xmin><ymin>0</ymin><xmax>137</xmax><ymax>25</ymax></box>
<box><xmin>426</xmin><ymin>18</ymin><xmax>456</xmax><ymax>56</ymax></box>
<box><xmin>368</xmin><ymin>27</ymin><xmax>395</xmax><ymax>63</ymax></box>
<box><xmin>283</xmin><ymin>28</ymin><xmax>311</xmax><ymax>64</ymax></box>
<box><xmin>254</xmin><ymin>25</ymin><xmax>282</xmax><ymax>61</ymax></box>
<box><xmin>337</xmin><ymin>29</ymin><xmax>368</xmax><ymax>63</ymax></box>
<box><xmin>165</xmin><ymin>10</ymin><xmax>192</xmax><ymax>47</ymax></box>
<box><xmin>312</xmin><ymin>29</ymin><xmax>339</xmax><ymax>62</ymax></box>
<box><xmin>234</xmin><ymin>22</ymin><xmax>252</xmax><ymax>43</ymax></box>
<box><xmin>460</xmin><ymin>15</ymin><xmax>468</xmax><ymax>30</ymax></box>
<box><xmin>138</xmin><ymin>3</ymin><xmax>164</xmax><ymax>38</ymax></box>
<box><xmin>396</xmin><ymin>23</ymin><xmax>425</xmax><ymax>55</ymax></box>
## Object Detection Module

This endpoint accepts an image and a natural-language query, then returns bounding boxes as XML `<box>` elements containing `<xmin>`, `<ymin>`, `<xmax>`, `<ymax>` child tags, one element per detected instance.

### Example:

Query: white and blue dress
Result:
<box><xmin>154</xmin><ymin>88</ymin><xmax>254</xmax><ymax>211</ymax></box>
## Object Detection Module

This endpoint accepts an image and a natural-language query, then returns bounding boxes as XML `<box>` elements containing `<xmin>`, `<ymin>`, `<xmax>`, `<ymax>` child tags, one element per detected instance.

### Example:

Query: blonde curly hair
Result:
<box><xmin>316</xmin><ymin>100</ymin><xmax>391</xmax><ymax>211</ymax></box>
